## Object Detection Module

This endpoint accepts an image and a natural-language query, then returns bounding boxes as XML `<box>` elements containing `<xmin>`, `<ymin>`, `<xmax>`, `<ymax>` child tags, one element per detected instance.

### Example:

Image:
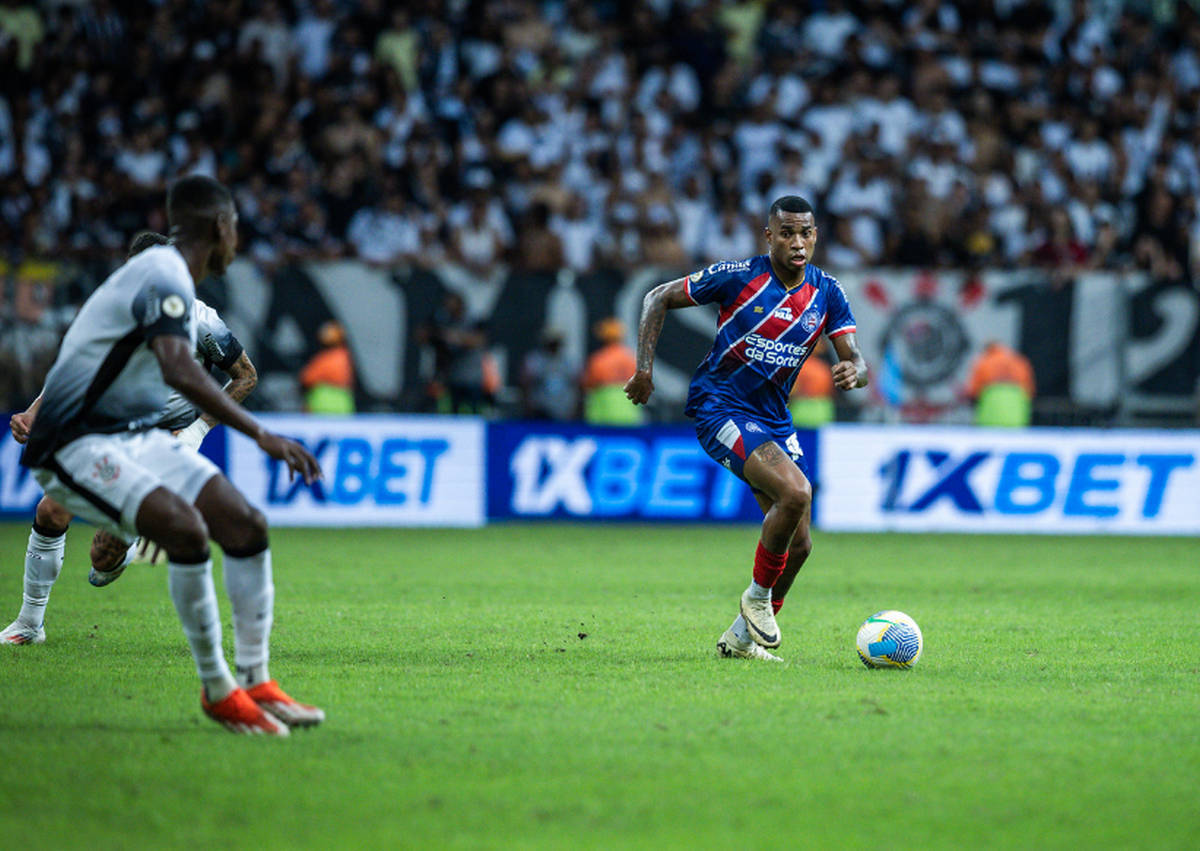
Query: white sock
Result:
<box><xmin>746</xmin><ymin>580</ymin><xmax>772</xmax><ymax>601</ymax></box>
<box><xmin>168</xmin><ymin>559</ymin><xmax>235</xmax><ymax>700</ymax></box>
<box><xmin>223</xmin><ymin>548</ymin><xmax>274</xmax><ymax>688</ymax></box>
<box><xmin>728</xmin><ymin>614</ymin><xmax>752</xmax><ymax>646</ymax></box>
<box><xmin>18</xmin><ymin>528</ymin><xmax>66</xmax><ymax>628</ymax></box>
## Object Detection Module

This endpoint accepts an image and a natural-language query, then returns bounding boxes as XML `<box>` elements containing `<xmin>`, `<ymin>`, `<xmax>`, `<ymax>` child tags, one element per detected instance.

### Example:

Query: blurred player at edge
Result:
<box><xmin>625</xmin><ymin>196</ymin><xmax>868</xmax><ymax>660</ymax></box>
<box><xmin>16</xmin><ymin>175</ymin><xmax>324</xmax><ymax>735</ymax></box>
<box><xmin>3</xmin><ymin>230</ymin><xmax>258</xmax><ymax>641</ymax></box>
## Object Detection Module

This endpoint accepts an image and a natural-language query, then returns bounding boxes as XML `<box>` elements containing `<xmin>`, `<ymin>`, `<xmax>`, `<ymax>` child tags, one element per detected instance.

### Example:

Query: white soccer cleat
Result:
<box><xmin>717</xmin><ymin>628</ymin><xmax>781</xmax><ymax>661</ymax></box>
<box><xmin>739</xmin><ymin>589</ymin><xmax>781</xmax><ymax>648</ymax></box>
<box><xmin>1</xmin><ymin>619</ymin><xmax>46</xmax><ymax>645</ymax></box>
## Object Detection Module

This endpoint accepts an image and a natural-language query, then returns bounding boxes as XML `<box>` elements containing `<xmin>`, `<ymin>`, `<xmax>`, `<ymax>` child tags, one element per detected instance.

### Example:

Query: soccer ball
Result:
<box><xmin>856</xmin><ymin>610</ymin><xmax>923</xmax><ymax>668</ymax></box>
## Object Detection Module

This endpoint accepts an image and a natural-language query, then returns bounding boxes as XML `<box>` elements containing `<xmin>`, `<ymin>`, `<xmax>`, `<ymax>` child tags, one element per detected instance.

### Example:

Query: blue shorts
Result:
<box><xmin>694</xmin><ymin>413</ymin><xmax>809</xmax><ymax>486</ymax></box>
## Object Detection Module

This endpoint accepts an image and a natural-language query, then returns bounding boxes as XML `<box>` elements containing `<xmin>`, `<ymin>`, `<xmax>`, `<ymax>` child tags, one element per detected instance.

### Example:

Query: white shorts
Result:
<box><xmin>33</xmin><ymin>430</ymin><xmax>220</xmax><ymax>540</ymax></box>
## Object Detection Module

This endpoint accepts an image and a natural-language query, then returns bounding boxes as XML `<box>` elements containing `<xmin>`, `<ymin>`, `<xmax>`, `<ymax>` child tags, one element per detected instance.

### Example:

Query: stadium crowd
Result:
<box><xmin>1</xmin><ymin>0</ymin><xmax>1199</xmax><ymax>408</ymax></box>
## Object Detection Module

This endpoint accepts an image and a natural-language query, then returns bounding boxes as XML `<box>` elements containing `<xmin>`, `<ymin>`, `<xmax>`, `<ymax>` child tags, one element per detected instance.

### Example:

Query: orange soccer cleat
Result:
<box><xmin>201</xmin><ymin>687</ymin><xmax>290</xmax><ymax>736</ymax></box>
<box><xmin>244</xmin><ymin>680</ymin><xmax>326</xmax><ymax>729</ymax></box>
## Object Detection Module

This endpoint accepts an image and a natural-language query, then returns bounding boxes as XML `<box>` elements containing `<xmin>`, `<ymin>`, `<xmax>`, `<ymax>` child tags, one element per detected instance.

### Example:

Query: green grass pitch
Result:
<box><xmin>0</xmin><ymin>522</ymin><xmax>1197</xmax><ymax>850</ymax></box>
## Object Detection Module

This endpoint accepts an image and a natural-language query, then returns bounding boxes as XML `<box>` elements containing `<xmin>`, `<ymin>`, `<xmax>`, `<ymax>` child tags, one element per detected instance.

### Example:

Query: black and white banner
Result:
<box><xmin>214</xmin><ymin>262</ymin><xmax>1199</xmax><ymax>422</ymax></box>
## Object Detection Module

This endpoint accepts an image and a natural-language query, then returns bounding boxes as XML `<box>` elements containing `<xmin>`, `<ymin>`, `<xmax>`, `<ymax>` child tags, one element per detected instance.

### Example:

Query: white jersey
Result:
<box><xmin>23</xmin><ymin>245</ymin><xmax>196</xmax><ymax>468</ymax></box>
<box><xmin>156</xmin><ymin>298</ymin><xmax>243</xmax><ymax>431</ymax></box>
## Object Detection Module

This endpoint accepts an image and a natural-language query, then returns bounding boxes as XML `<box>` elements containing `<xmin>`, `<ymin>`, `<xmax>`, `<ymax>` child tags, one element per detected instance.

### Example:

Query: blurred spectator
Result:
<box><xmin>964</xmin><ymin>341</ymin><xmax>1036</xmax><ymax>428</ymax></box>
<box><xmin>520</xmin><ymin>327</ymin><xmax>579</xmax><ymax>420</ymax></box>
<box><xmin>300</xmin><ymin>320</ymin><xmax>356</xmax><ymax>414</ymax></box>
<box><xmin>421</xmin><ymin>292</ymin><xmax>500</xmax><ymax>415</ymax></box>
<box><xmin>789</xmin><ymin>338</ymin><xmax>835</xmax><ymax>427</ymax></box>
<box><xmin>513</xmin><ymin>203</ymin><xmax>564</xmax><ymax>272</ymax></box>
<box><xmin>582</xmin><ymin>318</ymin><xmax>641</xmax><ymax>425</ymax></box>
<box><xmin>702</xmin><ymin>201</ymin><xmax>758</xmax><ymax>262</ymax></box>
<box><xmin>346</xmin><ymin>192</ymin><xmax>420</xmax><ymax>266</ymax></box>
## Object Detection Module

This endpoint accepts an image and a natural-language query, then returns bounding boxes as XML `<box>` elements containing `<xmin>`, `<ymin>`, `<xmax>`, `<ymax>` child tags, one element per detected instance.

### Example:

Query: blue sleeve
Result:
<box><xmin>684</xmin><ymin>262</ymin><xmax>747</xmax><ymax>307</ymax></box>
<box><xmin>824</xmin><ymin>277</ymin><xmax>857</xmax><ymax>338</ymax></box>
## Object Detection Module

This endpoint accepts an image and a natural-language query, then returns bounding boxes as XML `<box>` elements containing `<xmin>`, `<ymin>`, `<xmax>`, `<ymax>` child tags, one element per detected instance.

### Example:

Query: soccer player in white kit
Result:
<box><xmin>3</xmin><ymin>230</ymin><xmax>260</xmax><ymax>642</ymax></box>
<box><xmin>18</xmin><ymin>176</ymin><xmax>323</xmax><ymax>735</ymax></box>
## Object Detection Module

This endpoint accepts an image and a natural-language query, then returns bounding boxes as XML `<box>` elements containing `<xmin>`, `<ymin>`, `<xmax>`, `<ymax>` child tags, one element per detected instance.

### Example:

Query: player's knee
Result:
<box><xmin>34</xmin><ymin>498</ymin><xmax>71</xmax><ymax>534</ymax></box>
<box><xmin>161</xmin><ymin>507</ymin><xmax>210</xmax><ymax>563</ymax></box>
<box><xmin>775</xmin><ymin>481</ymin><xmax>812</xmax><ymax>521</ymax></box>
<box><xmin>214</xmin><ymin>504</ymin><xmax>268</xmax><ymax>556</ymax></box>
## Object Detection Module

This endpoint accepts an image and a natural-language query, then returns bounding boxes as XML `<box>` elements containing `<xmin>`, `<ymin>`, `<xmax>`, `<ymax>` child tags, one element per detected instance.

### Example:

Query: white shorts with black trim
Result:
<box><xmin>33</xmin><ymin>429</ymin><xmax>220</xmax><ymax>540</ymax></box>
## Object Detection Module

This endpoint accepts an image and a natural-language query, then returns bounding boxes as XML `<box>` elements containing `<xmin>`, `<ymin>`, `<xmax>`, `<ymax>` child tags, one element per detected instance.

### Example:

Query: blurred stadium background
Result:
<box><xmin>1</xmin><ymin>0</ymin><xmax>1197</xmax><ymax>423</ymax></box>
<box><xmin>0</xmin><ymin>0</ymin><xmax>1197</xmax><ymax>533</ymax></box>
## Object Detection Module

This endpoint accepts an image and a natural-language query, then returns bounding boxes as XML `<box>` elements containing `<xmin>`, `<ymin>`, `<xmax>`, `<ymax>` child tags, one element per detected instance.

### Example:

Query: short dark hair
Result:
<box><xmin>167</xmin><ymin>175</ymin><xmax>233</xmax><ymax>232</ymax></box>
<box><xmin>127</xmin><ymin>230</ymin><xmax>169</xmax><ymax>259</ymax></box>
<box><xmin>768</xmin><ymin>195</ymin><xmax>815</xmax><ymax>222</ymax></box>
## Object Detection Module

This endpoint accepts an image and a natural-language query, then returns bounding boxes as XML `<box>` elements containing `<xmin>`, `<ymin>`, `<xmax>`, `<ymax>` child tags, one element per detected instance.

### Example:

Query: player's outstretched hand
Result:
<box><xmin>832</xmin><ymin>360</ymin><xmax>860</xmax><ymax>391</ymax></box>
<box><xmin>624</xmin><ymin>370</ymin><xmax>654</xmax><ymax>405</ymax></box>
<box><xmin>257</xmin><ymin>432</ymin><xmax>322</xmax><ymax>484</ymax></box>
<box><xmin>9</xmin><ymin>411</ymin><xmax>33</xmax><ymax>444</ymax></box>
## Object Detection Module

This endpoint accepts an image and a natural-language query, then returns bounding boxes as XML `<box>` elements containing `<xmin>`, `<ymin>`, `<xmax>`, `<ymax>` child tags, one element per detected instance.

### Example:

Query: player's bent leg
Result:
<box><xmin>737</xmin><ymin>442</ymin><xmax>812</xmax><ymax>648</ymax></box>
<box><xmin>88</xmin><ymin>529</ymin><xmax>136</xmax><ymax>588</ymax></box>
<box><xmin>193</xmin><ymin>476</ymin><xmax>324</xmax><ymax>728</ymax></box>
<box><xmin>135</xmin><ymin>486</ymin><xmax>210</xmax><ymax>563</ymax></box>
<box><xmin>193</xmin><ymin>474</ymin><xmax>267</xmax><ymax>555</ymax></box>
<box><xmin>34</xmin><ymin>496</ymin><xmax>72</xmax><ymax>532</ymax></box>
<box><xmin>772</xmin><ymin>504</ymin><xmax>814</xmax><ymax>616</ymax></box>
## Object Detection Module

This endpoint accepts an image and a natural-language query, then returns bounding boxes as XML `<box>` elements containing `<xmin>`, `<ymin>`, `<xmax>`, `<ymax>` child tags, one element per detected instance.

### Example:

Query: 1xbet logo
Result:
<box><xmin>878</xmin><ymin>449</ymin><xmax>1193</xmax><ymax>517</ymax></box>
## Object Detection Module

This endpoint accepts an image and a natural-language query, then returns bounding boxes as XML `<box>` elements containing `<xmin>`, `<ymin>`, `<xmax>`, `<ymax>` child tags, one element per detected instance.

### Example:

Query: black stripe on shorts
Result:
<box><xmin>45</xmin><ymin>458</ymin><xmax>122</xmax><ymax>522</ymax></box>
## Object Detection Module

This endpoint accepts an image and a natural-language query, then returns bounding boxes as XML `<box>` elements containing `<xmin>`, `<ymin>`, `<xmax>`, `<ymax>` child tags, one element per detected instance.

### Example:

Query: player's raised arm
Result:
<box><xmin>624</xmin><ymin>277</ymin><xmax>695</xmax><ymax>405</ymax></box>
<box><xmin>830</xmin><ymin>331</ymin><xmax>869</xmax><ymax>391</ymax></box>
<box><xmin>150</xmin><ymin>335</ymin><xmax>320</xmax><ymax>483</ymax></box>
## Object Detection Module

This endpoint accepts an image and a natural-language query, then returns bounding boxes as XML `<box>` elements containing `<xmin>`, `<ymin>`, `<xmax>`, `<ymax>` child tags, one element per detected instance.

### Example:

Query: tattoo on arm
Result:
<box><xmin>636</xmin><ymin>279</ymin><xmax>693</xmax><ymax>373</ymax></box>
<box><xmin>201</xmin><ymin>353</ymin><xmax>258</xmax><ymax>427</ymax></box>
<box><xmin>637</xmin><ymin>294</ymin><xmax>667</xmax><ymax>373</ymax></box>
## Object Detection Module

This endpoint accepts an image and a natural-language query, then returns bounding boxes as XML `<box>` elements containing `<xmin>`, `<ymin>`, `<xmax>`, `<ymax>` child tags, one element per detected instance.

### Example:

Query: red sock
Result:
<box><xmin>772</xmin><ymin>599</ymin><xmax>784</xmax><ymax>614</ymax></box>
<box><xmin>752</xmin><ymin>542</ymin><xmax>787</xmax><ymax>589</ymax></box>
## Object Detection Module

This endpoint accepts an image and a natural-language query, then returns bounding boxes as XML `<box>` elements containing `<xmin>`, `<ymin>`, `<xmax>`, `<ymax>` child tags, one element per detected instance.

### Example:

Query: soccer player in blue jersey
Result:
<box><xmin>625</xmin><ymin>196</ymin><xmax>868</xmax><ymax>661</ymax></box>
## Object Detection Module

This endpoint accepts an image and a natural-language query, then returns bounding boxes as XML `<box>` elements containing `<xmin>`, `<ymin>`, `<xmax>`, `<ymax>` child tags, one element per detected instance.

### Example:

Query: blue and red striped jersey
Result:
<box><xmin>682</xmin><ymin>254</ymin><xmax>856</xmax><ymax>431</ymax></box>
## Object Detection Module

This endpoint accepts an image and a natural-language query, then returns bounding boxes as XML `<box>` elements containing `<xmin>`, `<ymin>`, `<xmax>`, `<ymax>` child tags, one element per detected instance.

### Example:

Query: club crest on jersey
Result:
<box><xmin>773</xmin><ymin>306</ymin><xmax>794</xmax><ymax>322</ymax></box>
<box><xmin>689</xmin><ymin>269</ymin><xmax>704</xmax><ymax>283</ymax></box>
<box><xmin>800</xmin><ymin>309</ymin><xmax>820</xmax><ymax>332</ymax></box>
<box><xmin>93</xmin><ymin>456</ymin><xmax>120</xmax><ymax>483</ymax></box>
<box><xmin>744</xmin><ymin>421</ymin><xmax>765</xmax><ymax>433</ymax></box>
<box><xmin>162</xmin><ymin>294</ymin><xmax>186</xmax><ymax>319</ymax></box>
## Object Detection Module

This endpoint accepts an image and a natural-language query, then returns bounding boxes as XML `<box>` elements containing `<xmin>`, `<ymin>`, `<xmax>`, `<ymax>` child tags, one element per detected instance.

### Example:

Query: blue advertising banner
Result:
<box><xmin>486</xmin><ymin>422</ymin><xmax>818</xmax><ymax>523</ymax></box>
<box><xmin>0</xmin><ymin>429</ymin><xmax>41</xmax><ymax>520</ymax></box>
